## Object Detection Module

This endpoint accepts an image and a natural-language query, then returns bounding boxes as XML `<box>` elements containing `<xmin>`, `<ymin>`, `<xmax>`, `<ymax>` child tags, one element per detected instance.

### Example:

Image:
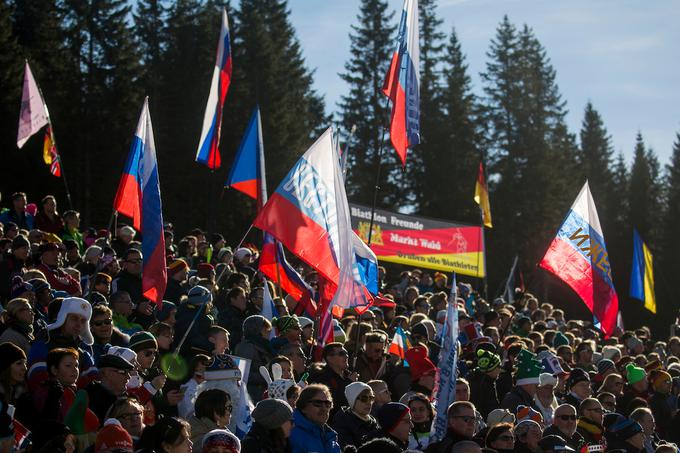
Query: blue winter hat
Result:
<box><xmin>157</xmin><ymin>301</ymin><xmax>177</xmax><ymax>322</ymax></box>
<box><xmin>186</xmin><ymin>285</ymin><xmax>212</xmax><ymax>307</ymax></box>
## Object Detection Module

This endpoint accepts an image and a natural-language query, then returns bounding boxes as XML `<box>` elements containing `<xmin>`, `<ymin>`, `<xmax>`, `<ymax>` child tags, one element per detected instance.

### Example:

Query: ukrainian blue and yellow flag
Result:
<box><xmin>630</xmin><ymin>229</ymin><xmax>656</xmax><ymax>314</ymax></box>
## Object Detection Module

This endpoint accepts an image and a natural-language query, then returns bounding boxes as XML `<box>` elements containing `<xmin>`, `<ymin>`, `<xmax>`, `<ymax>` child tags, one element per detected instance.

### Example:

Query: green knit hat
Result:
<box><xmin>477</xmin><ymin>349</ymin><xmax>501</xmax><ymax>373</ymax></box>
<box><xmin>552</xmin><ymin>331</ymin><xmax>569</xmax><ymax>348</ymax></box>
<box><xmin>626</xmin><ymin>362</ymin><xmax>646</xmax><ymax>385</ymax></box>
<box><xmin>129</xmin><ymin>331</ymin><xmax>158</xmax><ymax>352</ymax></box>
<box><xmin>515</xmin><ymin>349</ymin><xmax>544</xmax><ymax>386</ymax></box>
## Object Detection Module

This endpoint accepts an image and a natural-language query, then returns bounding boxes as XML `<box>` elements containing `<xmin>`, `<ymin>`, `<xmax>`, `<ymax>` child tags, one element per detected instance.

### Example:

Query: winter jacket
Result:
<box><xmin>467</xmin><ymin>369</ymin><xmax>500</xmax><ymax>418</ymax></box>
<box><xmin>164</xmin><ymin>278</ymin><xmax>187</xmax><ymax>304</ymax></box>
<box><xmin>173</xmin><ymin>303</ymin><xmax>214</xmax><ymax>357</ymax></box>
<box><xmin>331</xmin><ymin>407</ymin><xmax>379</xmax><ymax>448</ymax></box>
<box><xmin>648</xmin><ymin>391</ymin><xmax>673</xmax><ymax>439</ymax></box>
<box><xmin>218</xmin><ymin>303</ymin><xmax>248</xmax><ymax>346</ymax></box>
<box><xmin>0</xmin><ymin>252</ymin><xmax>25</xmax><ymax>302</ymax></box>
<box><xmin>576</xmin><ymin>417</ymin><xmax>606</xmax><ymax>449</ymax></box>
<box><xmin>0</xmin><ymin>324</ymin><xmax>32</xmax><ymax>355</ymax></box>
<box><xmin>35</xmin><ymin>211</ymin><xmax>64</xmax><ymax>235</ymax></box>
<box><xmin>500</xmin><ymin>385</ymin><xmax>536</xmax><ymax>414</ymax></box>
<box><xmin>37</xmin><ymin>262</ymin><xmax>81</xmax><ymax>295</ymax></box>
<box><xmin>543</xmin><ymin>424</ymin><xmax>585</xmax><ymax>451</ymax></box>
<box><xmin>424</xmin><ymin>429</ymin><xmax>477</xmax><ymax>453</ymax></box>
<box><xmin>27</xmin><ymin>335</ymin><xmax>98</xmax><ymax>392</ymax></box>
<box><xmin>0</xmin><ymin>209</ymin><xmax>34</xmax><ymax>230</ymax></box>
<box><xmin>308</xmin><ymin>365</ymin><xmax>353</xmax><ymax>420</ymax></box>
<box><xmin>187</xmin><ymin>414</ymin><xmax>223</xmax><ymax>445</ymax></box>
<box><xmin>241</xmin><ymin>422</ymin><xmax>290</xmax><ymax>453</ymax></box>
<box><xmin>289</xmin><ymin>409</ymin><xmax>341</xmax><ymax>453</ymax></box>
<box><xmin>113</xmin><ymin>270</ymin><xmax>155</xmax><ymax>328</ymax></box>
<box><xmin>235</xmin><ymin>337</ymin><xmax>274</xmax><ymax>401</ymax></box>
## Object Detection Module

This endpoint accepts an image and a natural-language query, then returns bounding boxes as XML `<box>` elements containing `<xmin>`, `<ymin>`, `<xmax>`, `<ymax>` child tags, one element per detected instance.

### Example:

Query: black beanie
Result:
<box><xmin>0</xmin><ymin>342</ymin><xmax>26</xmax><ymax>373</ymax></box>
<box><xmin>411</xmin><ymin>323</ymin><xmax>430</xmax><ymax>341</ymax></box>
<box><xmin>11</xmin><ymin>235</ymin><xmax>29</xmax><ymax>251</ymax></box>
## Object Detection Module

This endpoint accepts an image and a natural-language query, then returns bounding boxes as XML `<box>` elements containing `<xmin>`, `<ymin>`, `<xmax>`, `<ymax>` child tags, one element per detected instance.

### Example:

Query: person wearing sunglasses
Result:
<box><xmin>90</xmin><ymin>304</ymin><xmax>129</xmax><ymax>363</ymax></box>
<box><xmin>331</xmin><ymin>382</ymin><xmax>379</xmax><ymax>448</ymax></box>
<box><xmin>242</xmin><ymin>398</ymin><xmax>294</xmax><ymax>453</ymax></box>
<box><xmin>289</xmin><ymin>384</ymin><xmax>341</xmax><ymax>453</ymax></box>
<box><xmin>425</xmin><ymin>401</ymin><xmax>478</xmax><ymax>452</ymax></box>
<box><xmin>308</xmin><ymin>342</ymin><xmax>354</xmax><ymax>419</ymax></box>
<box><xmin>648</xmin><ymin>368</ymin><xmax>673</xmax><ymax>440</ymax></box>
<box><xmin>543</xmin><ymin>403</ymin><xmax>584</xmax><ymax>451</ymax></box>
<box><xmin>514</xmin><ymin>419</ymin><xmax>543</xmax><ymax>453</ymax></box>
<box><xmin>485</xmin><ymin>422</ymin><xmax>515</xmax><ymax>453</ymax></box>
<box><xmin>576</xmin><ymin>398</ymin><xmax>606</xmax><ymax>450</ymax></box>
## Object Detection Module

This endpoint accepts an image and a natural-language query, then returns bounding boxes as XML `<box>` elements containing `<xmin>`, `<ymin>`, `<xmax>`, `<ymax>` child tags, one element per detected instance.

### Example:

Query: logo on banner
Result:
<box><xmin>357</xmin><ymin>222</ymin><xmax>383</xmax><ymax>246</ymax></box>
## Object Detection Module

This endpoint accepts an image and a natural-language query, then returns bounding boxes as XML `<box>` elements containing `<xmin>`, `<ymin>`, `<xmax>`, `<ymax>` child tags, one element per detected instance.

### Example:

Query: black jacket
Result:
<box><xmin>424</xmin><ymin>429</ymin><xmax>477</xmax><ymax>453</ymax></box>
<box><xmin>241</xmin><ymin>422</ymin><xmax>291</xmax><ymax>453</ymax></box>
<box><xmin>218</xmin><ymin>303</ymin><xmax>248</xmax><ymax>346</ymax></box>
<box><xmin>649</xmin><ymin>391</ymin><xmax>673</xmax><ymax>439</ymax></box>
<box><xmin>308</xmin><ymin>365</ymin><xmax>353</xmax><ymax>420</ymax></box>
<box><xmin>467</xmin><ymin>369</ymin><xmax>500</xmax><ymax>418</ymax></box>
<box><xmin>500</xmin><ymin>385</ymin><xmax>535</xmax><ymax>414</ymax></box>
<box><xmin>543</xmin><ymin>424</ymin><xmax>584</xmax><ymax>451</ymax></box>
<box><xmin>164</xmin><ymin>278</ymin><xmax>187</xmax><ymax>304</ymax></box>
<box><xmin>84</xmin><ymin>381</ymin><xmax>118</xmax><ymax>425</ymax></box>
<box><xmin>331</xmin><ymin>407</ymin><xmax>380</xmax><ymax>448</ymax></box>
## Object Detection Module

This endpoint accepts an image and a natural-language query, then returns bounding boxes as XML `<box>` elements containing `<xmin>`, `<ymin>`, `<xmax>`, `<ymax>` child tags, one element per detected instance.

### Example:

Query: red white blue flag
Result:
<box><xmin>259</xmin><ymin>232</ymin><xmax>314</xmax><ymax>303</ymax></box>
<box><xmin>196</xmin><ymin>8</ymin><xmax>232</xmax><ymax>169</ymax></box>
<box><xmin>540</xmin><ymin>182</ymin><xmax>619</xmax><ymax>337</ymax></box>
<box><xmin>120</xmin><ymin>98</ymin><xmax>167</xmax><ymax>306</ymax></box>
<box><xmin>383</xmin><ymin>0</ymin><xmax>420</xmax><ymax>166</ymax></box>
<box><xmin>225</xmin><ymin>106</ymin><xmax>267</xmax><ymax>210</ymax></box>
<box><xmin>253</xmin><ymin>128</ymin><xmax>376</xmax><ymax>309</ymax></box>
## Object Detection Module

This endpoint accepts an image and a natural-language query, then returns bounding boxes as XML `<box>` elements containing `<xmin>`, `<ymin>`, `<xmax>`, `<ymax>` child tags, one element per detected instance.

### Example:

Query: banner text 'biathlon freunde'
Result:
<box><xmin>349</xmin><ymin>203</ymin><xmax>485</xmax><ymax>278</ymax></box>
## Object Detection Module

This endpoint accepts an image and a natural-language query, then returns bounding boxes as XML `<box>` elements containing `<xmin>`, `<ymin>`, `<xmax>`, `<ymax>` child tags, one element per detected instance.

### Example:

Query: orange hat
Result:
<box><xmin>167</xmin><ymin>258</ymin><xmax>188</xmax><ymax>277</ymax></box>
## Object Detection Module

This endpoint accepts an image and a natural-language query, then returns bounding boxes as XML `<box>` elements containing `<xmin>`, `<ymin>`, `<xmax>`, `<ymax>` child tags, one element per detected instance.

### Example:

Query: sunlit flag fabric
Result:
<box><xmin>630</xmin><ymin>229</ymin><xmax>656</xmax><ymax>314</ymax></box>
<box><xmin>261</xmin><ymin>280</ymin><xmax>278</xmax><ymax>340</ymax></box>
<box><xmin>195</xmin><ymin>8</ymin><xmax>232</xmax><ymax>169</ymax></box>
<box><xmin>382</xmin><ymin>0</ymin><xmax>420</xmax><ymax>166</ymax></box>
<box><xmin>225</xmin><ymin>106</ymin><xmax>267</xmax><ymax>210</ymax></box>
<box><xmin>253</xmin><ymin>127</ymin><xmax>376</xmax><ymax>309</ymax></box>
<box><xmin>119</xmin><ymin>98</ymin><xmax>167</xmax><ymax>306</ymax></box>
<box><xmin>42</xmin><ymin>125</ymin><xmax>61</xmax><ymax>177</ymax></box>
<box><xmin>539</xmin><ymin>182</ymin><xmax>619</xmax><ymax>337</ymax></box>
<box><xmin>17</xmin><ymin>61</ymin><xmax>48</xmax><ymax>148</ymax></box>
<box><xmin>389</xmin><ymin>326</ymin><xmax>411</xmax><ymax>362</ymax></box>
<box><xmin>259</xmin><ymin>233</ymin><xmax>314</xmax><ymax>303</ymax></box>
<box><xmin>474</xmin><ymin>161</ymin><xmax>492</xmax><ymax>228</ymax></box>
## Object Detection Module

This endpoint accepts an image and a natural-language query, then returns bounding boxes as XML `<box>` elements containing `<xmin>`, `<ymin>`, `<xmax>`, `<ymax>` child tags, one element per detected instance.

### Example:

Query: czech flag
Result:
<box><xmin>539</xmin><ymin>182</ymin><xmax>619</xmax><ymax>337</ymax></box>
<box><xmin>225</xmin><ymin>106</ymin><xmax>267</xmax><ymax>210</ymax></box>
<box><xmin>630</xmin><ymin>229</ymin><xmax>656</xmax><ymax>314</ymax></box>
<box><xmin>382</xmin><ymin>0</ymin><xmax>420</xmax><ymax>166</ymax></box>
<box><xmin>118</xmin><ymin>98</ymin><xmax>167</xmax><ymax>305</ymax></box>
<box><xmin>195</xmin><ymin>8</ymin><xmax>232</xmax><ymax>169</ymax></box>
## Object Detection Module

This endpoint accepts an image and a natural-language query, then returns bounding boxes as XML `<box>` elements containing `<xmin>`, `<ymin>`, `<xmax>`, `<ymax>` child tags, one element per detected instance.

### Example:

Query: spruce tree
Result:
<box><xmin>628</xmin><ymin>133</ymin><xmax>662</xmax><ymax>241</ymax></box>
<box><xmin>481</xmin><ymin>17</ymin><xmax>578</xmax><ymax>279</ymax></box>
<box><xmin>607</xmin><ymin>152</ymin><xmax>630</xmax><ymax>297</ymax></box>
<box><xmin>338</xmin><ymin>0</ymin><xmax>401</xmax><ymax>208</ymax></box>
<box><xmin>577</xmin><ymin>102</ymin><xmax>614</xmax><ymax>210</ymax></box>
<box><xmin>134</xmin><ymin>0</ymin><xmax>169</xmax><ymax>107</ymax></box>
<box><xmin>659</xmin><ymin>135</ymin><xmax>680</xmax><ymax>314</ymax></box>
<box><xmin>417</xmin><ymin>27</ymin><xmax>478</xmax><ymax>222</ymax></box>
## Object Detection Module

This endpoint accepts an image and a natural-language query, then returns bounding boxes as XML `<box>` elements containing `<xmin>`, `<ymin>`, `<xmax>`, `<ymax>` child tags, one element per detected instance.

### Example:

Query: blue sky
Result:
<box><xmin>287</xmin><ymin>0</ymin><xmax>680</xmax><ymax>165</ymax></box>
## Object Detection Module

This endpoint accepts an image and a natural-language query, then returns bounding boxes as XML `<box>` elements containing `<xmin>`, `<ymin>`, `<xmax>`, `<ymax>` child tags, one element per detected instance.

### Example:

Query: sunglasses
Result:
<box><xmin>357</xmin><ymin>394</ymin><xmax>375</xmax><ymax>403</ymax></box>
<box><xmin>452</xmin><ymin>415</ymin><xmax>476</xmax><ymax>424</ymax></box>
<box><xmin>557</xmin><ymin>414</ymin><xmax>577</xmax><ymax>421</ymax></box>
<box><xmin>92</xmin><ymin>319</ymin><xmax>112</xmax><ymax>327</ymax></box>
<box><xmin>309</xmin><ymin>399</ymin><xmax>332</xmax><ymax>408</ymax></box>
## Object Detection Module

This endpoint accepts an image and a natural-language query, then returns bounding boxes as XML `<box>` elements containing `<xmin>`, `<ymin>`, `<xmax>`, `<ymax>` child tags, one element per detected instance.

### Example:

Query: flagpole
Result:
<box><xmin>367</xmin><ymin>97</ymin><xmax>391</xmax><ymax>245</ymax></box>
<box><xmin>46</xmin><ymin>121</ymin><xmax>74</xmax><ymax>210</ymax></box>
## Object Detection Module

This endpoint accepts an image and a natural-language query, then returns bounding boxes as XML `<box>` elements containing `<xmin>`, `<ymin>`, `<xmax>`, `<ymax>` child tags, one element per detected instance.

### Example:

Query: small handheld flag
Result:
<box><xmin>382</xmin><ymin>0</ymin><xmax>420</xmax><ymax>166</ymax></box>
<box><xmin>389</xmin><ymin>326</ymin><xmax>411</xmax><ymax>363</ymax></box>
<box><xmin>630</xmin><ymin>229</ymin><xmax>656</xmax><ymax>314</ymax></box>
<box><xmin>195</xmin><ymin>8</ymin><xmax>232</xmax><ymax>169</ymax></box>
<box><xmin>225</xmin><ymin>106</ymin><xmax>267</xmax><ymax>210</ymax></box>
<box><xmin>43</xmin><ymin>125</ymin><xmax>62</xmax><ymax>177</ymax></box>
<box><xmin>539</xmin><ymin>182</ymin><xmax>619</xmax><ymax>337</ymax></box>
<box><xmin>474</xmin><ymin>162</ymin><xmax>492</xmax><ymax>228</ymax></box>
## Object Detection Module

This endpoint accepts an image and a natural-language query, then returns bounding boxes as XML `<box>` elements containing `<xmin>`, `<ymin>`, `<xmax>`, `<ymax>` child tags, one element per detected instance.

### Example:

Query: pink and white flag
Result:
<box><xmin>17</xmin><ymin>62</ymin><xmax>48</xmax><ymax>148</ymax></box>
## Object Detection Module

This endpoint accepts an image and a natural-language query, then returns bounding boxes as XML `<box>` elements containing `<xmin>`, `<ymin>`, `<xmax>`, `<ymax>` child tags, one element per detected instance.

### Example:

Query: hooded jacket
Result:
<box><xmin>289</xmin><ymin>409</ymin><xmax>341</xmax><ymax>453</ymax></box>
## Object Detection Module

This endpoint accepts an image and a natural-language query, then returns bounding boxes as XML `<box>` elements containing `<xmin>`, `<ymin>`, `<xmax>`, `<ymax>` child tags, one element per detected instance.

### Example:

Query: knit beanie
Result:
<box><xmin>514</xmin><ymin>349</ymin><xmax>544</xmax><ymax>385</ymax></box>
<box><xmin>625</xmin><ymin>363</ymin><xmax>646</xmax><ymax>385</ymax></box>
<box><xmin>566</xmin><ymin>368</ymin><xmax>590</xmax><ymax>389</ymax></box>
<box><xmin>345</xmin><ymin>381</ymin><xmax>372</xmax><ymax>408</ymax></box>
<box><xmin>611</xmin><ymin>418</ymin><xmax>643</xmax><ymax>440</ymax></box>
<box><xmin>411</xmin><ymin>322</ymin><xmax>430</xmax><ymax>342</ymax></box>
<box><xmin>651</xmin><ymin>369</ymin><xmax>672</xmax><ymax>392</ymax></box>
<box><xmin>11</xmin><ymin>234</ymin><xmax>30</xmax><ymax>252</ymax></box>
<box><xmin>597</xmin><ymin>359</ymin><xmax>616</xmax><ymax>376</ymax></box>
<box><xmin>552</xmin><ymin>331</ymin><xmax>570</xmax><ymax>348</ymax></box>
<box><xmin>167</xmin><ymin>258</ymin><xmax>188</xmax><ymax>278</ymax></box>
<box><xmin>251</xmin><ymin>398</ymin><xmax>293</xmax><ymax>429</ymax></box>
<box><xmin>95</xmin><ymin>419</ymin><xmax>133</xmax><ymax>452</ymax></box>
<box><xmin>274</xmin><ymin>315</ymin><xmax>301</xmax><ymax>334</ymax></box>
<box><xmin>404</xmin><ymin>346</ymin><xmax>436</xmax><ymax>382</ymax></box>
<box><xmin>10</xmin><ymin>276</ymin><xmax>32</xmax><ymax>299</ymax></box>
<box><xmin>186</xmin><ymin>285</ymin><xmax>212</xmax><ymax>307</ymax></box>
<box><xmin>197</xmin><ymin>263</ymin><xmax>215</xmax><ymax>279</ymax></box>
<box><xmin>0</xmin><ymin>342</ymin><xmax>26</xmax><ymax>372</ymax></box>
<box><xmin>156</xmin><ymin>301</ymin><xmax>177</xmax><ymax>322</ymax></box>
<box><xmin>377</xmin><ymin>402</ymin><xmax>410</xmax><ymax>433</ymax></box>
<box><xmin>201</xmin><ymin>429</ymin><xmax>240</xmax><ymax>453</ymax></box>
<box><xmin>27</xmin><ymin>278</ymin><xmax>50</xmax><ymax>294</ymax></box>
<box><xmin>601</xmin><ymin>345</ymin><xmax>620</xmax><ymax>361</ymax></box>
<box><xmin>476</xmin><ymin>348</ymin><xmax>501</xmax><ymax>373</ymax></box>
<box><xmin>516</xmin><ymin>405</ymin><xmax>543</xmax><ymax>424</ymax></box>
<box><xmin>128</xmin><ymin>331</ymin><xmax>157</xmax><ymax>352</ymax></box>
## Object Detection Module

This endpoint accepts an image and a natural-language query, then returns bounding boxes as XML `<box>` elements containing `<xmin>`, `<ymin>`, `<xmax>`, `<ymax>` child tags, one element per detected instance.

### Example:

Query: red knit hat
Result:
<box><xmin>95</xmin><ymin>419</ymin><xmax>133</xmax><ymax>452</ymax></box>
<box><xmin>197</xmin><ymin>262</ymin><xmax>215</xmax><ymax>278</ymax></box>
<box><xmin>167</xmin><ymin>259</ymin><xmax>188</xmax><ymax>277</ymax></box>
<box><xmin>405</xmin><ymin>345</ymin><xmax>436</xmax><ymax>382</ymax></box>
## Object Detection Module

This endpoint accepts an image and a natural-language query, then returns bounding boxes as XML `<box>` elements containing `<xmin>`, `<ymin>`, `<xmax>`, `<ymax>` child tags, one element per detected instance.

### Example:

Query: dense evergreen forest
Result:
<box><xmin>0</xmin><ymin>0</ymin><xmax>678</xmax><ymax>331</ymax></box>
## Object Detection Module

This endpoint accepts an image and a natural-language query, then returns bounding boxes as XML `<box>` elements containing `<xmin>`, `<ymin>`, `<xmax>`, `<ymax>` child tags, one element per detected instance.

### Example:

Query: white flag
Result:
<box><xmin>17</xmin><ymin>62</ymin><xmax>48</xmax><ymax>148</ymax></box>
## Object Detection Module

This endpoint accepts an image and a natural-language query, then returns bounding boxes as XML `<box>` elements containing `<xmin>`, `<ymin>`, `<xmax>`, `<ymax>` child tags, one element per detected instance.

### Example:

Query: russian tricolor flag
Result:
<box><xmin>383</xmin><ymin>0</ymin><xmax>420</xmax><ymax>166</ymax></box>
<box><xmin>539</xmin><ymin>182</ymin><xmax>619</xmax><ymax>337</ymax></box>
<box><xmin>195</xmin><ymin>8</ymin><xmax>232</xmax><ymax>169</ymax></box>
<box><xmin>115</xmin><ymin>98</ymin><xmax>167</xmax><ymax>306</ymax></box>
<box><xmin>225</xmin><ymin>106</ymin><xmax>267</xmax><ymax>210</ymax></box>
<box><xmin>259</xmin><ymin>232</ymin><xmax>314</xmax><ymax>302</ymax></box>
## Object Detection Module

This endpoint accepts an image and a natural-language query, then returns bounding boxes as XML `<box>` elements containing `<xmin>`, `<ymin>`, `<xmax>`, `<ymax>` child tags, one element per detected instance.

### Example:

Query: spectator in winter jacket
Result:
<box><xmin>36</xmin><ymin>242</ymin><xmax>81</xmax><ymax>296</ymax></box>
<box><xmin>242</xmin><ymin>398</ymin><xmax>294</xmax><ymax>453</ymax></box>
<box><xmin>467</xmin><ymin>348</ymin><xmax>502</xmax><ymax>418</ymax></box>
<box><xmin>112</xmin><ymin>248</ymin><xmax>155</xmax><ymax>328</ymax></box>
<box><xmin>173</xmin><ymin>285</ymin><xmax>215</xmax><ymax>357</ymax></box>
<box><xmin>235</xmin><ymin>315</ymin><xmax>274</xmax><ymax>401</ymax></box>
<box><xmin>534</xmin><ymin>373</ymin><xmax>559</xmax><ymax>425</ymax></box>
<box><xmin>648</xmin><ymin>369</ymin><xmax>674</xmax><ymax>440</ymax></box>
<box><xmin>501</xmin><ymin>349</ymin><xmax>544</xmax><ymax>414</ymax></box>
<box><xmin>331</xmin><ymin>381</ymin><xmax>379</xmax><ymax>448</ymax></box>
<box><xmin>0</xmin><ymin>235</ymin><xmax>29</xmax><ymax>302</ymax></box>
<box><xmin>289</xmin><ymin>384</ymin><xmax>341</xmax><ymax>453</ymax></box>
<box><xmin>405</xmin><ymin>392</ymin><xmax>435</xmax><ymax>450</ymax></box>
<box><xmin>0</xmin><ymin>297</ymin><xmax>35</xmax><ymax>354</ymax></box>
<box><xmin>425</xmin><ymin>401</ymin><xmax>477</xmax><ymax>453</ymax></box>
<box><xmin>0</xmin><ymin>192</ymin><xmax>34</xmax><ymax>230</ymax></box>
<box><xmin>576</xmin><ymin>398</ymin><xmax>606</xmax><ymax>449</ymax></box>
<box><xmin>34</xmin><ymin>195</ymin><xmax>64</xmax><ymax>235</ymax></box>
<box><xmin>187</xmin><ymin>388</ymin><xmax>233</xmax><ymax>446</ymax></box>
<box><xmin>543</xmin><ymin>404</ymin><xmax>584</xmax><ymax>451</ymax></box>
<box><xmin>218</xmin><ymin>286</ymin><xmax>249</xmax><ymax>347</ymax></box>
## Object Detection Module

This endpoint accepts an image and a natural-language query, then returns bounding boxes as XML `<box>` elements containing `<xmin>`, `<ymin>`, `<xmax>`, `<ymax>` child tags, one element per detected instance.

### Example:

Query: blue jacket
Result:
<box><xmin>290</xmin><ymin>409</ymin><xmax>341</xmax><ymax>453</ymax></box>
